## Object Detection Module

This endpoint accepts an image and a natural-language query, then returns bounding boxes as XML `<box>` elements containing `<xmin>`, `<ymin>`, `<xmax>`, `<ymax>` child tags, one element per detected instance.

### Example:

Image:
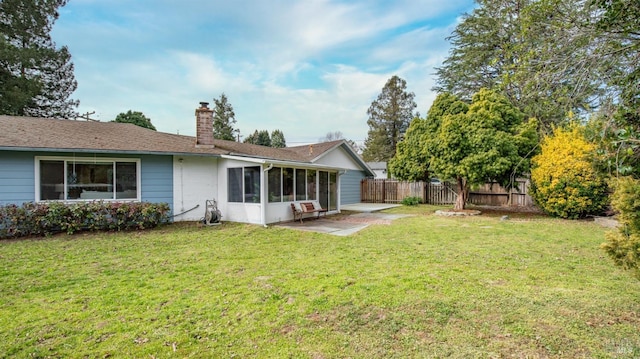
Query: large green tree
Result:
<box><xmin>362</xmin><ymin>75</ymin><xmax>418</xmax><ymax>162</ymax></box>
<box><xmin>398</xmin><ymin>89</ymin><xmax>538</xmax><ymax>210</ymax></box>
<box><xmin>590</xmin><ymin>0</ymin><xmax>640</xmax><ymax>108</ymax></box>
<box><xmin>434</xmin><ymin>0</ymin><xmax>613</xmax><ymax>129</ymax></box>
<box><xmin>587</xmin><ymin>0</ymin><xmax>640</xmax><ymax>177</ymax></box>
<box><xmin>212</xmin><ymin>93</ymin><xmax>237</xmax><ymax>141</ymax></box>
<box><xmin>0</xmin><ymin>0</ymin><xmax>78</xmax><ymax>118</ymax></box>
<box><xmin>112</xmin><ymin>110</ymin><xmax>156</xmax><ymax>131</ymax></box>
<box><xmin>389</xmin><ymin>93</ymin><xmax>469</xmax><ymax>181</ymax></box>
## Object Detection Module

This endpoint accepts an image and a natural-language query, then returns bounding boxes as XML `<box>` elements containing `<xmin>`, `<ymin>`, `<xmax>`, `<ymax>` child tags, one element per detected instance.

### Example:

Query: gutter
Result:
<box><xmin>0</xmin><ymin>146</ymin><xmax>224</xmax><ymax>158</ymax></box>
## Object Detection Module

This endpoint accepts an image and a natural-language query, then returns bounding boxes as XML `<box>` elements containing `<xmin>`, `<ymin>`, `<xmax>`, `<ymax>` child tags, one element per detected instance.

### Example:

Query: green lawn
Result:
<box><xmin>1</xmin><ymin>205</ymin><xmax>639</xmax><ymax>358</ymax></box>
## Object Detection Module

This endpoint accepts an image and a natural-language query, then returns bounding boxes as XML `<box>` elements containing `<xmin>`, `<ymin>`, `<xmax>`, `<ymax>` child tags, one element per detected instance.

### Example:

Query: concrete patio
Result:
<box><xmin>275</xmin><ymin>203</ymin><xmax>408</xmax><ymax>236</ymax></box>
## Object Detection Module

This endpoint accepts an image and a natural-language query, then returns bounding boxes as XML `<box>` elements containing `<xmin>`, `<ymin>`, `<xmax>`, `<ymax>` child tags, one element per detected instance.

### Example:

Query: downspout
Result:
<box><xmin>261</xmin><ymin>163</ymin><xmax>273</xmax><ymax>227</ymax></box>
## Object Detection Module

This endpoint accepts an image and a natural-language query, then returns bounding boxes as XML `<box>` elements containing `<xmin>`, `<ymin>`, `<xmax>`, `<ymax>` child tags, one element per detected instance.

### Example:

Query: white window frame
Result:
<box><xmin>227</xmin><ymin>166</ymin><xmax>261</xmax><ymax>203</ymax></box>
<box><xmin>267</xmin><ymin>167</ymin><xmax>337</xmax><ymax>204</ymax></box>
<box><xmin>35</xmin><ymin>156</ymin><xmax>141</xmax><ymax>202</ymax></box>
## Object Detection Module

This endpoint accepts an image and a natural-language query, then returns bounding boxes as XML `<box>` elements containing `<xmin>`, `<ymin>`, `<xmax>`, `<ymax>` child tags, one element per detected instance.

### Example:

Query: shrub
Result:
<box><xmin>601</xmin><ymin>177</ymin><xmax>640</xmax><ymax>279</ymax></box>
<box><xmin>0</xmin><ymin>201</ymin><xmax>171</xmax><ymax>239</ymax></box>
<box><xmin>401</xmin><ymin>196</ymin><xmax>422</xmax><ymax>206</ymax></box>
<box><xmin>530</xmin><ymin>124</ymin><xmax>609</xmax><ymax>219</ymax></box>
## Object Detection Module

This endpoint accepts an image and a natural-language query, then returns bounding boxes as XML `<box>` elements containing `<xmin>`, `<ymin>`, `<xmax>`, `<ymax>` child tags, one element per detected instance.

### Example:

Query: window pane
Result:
<box><xmin>282</xmin><ymin>167</ymin><xmax>294</xmax><ymax>202</ymax></box>
<box><xmin>68</xmin><ymin>162</ymin><xmax>114</xmax><ymax>200</ymax></box>
<box><xmin>40</xmin><ymin>161</ymin><xmax>64</xmax><ymax>200</ymax></box>
<box><xmin>319</xmin><ymin>171</ymin><xmax>329</xmax><ymax>209</ymax></box>
<box><xmin>295</xmin><ymin>169</ymin><xmax>306</xmax><ymax>201</ymax></box>
<box><xmin>268</xmin><ymin>167</ymin><xmax>281</xmax><ymax>202</ymax></box>
<box><xmin>244</xmin><ymin>166</ymin><xmax>261</xmax><ymax>203</ymax></box>
<box><xmin>228</xmin><ymin>168</ymin><xmax>243</xmax><ymax>202</ymax></box>
<box><xmin>307</xmin><ymin>170</ymin><xmax>316</xmax><ymax>200</ymax></box>
<box><xmin>329</xmin><ymin>172</ymin><xmax>337</xmax><ymax>211</ymax></box>
<box><xmin>116</xmin><ymin>162</ymin><xmax>137</xmax><ymax>199</ymax></box>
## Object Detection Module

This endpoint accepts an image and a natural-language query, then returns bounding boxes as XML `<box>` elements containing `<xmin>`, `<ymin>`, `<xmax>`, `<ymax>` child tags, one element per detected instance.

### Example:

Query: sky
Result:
<box><xmin>51</xmin><ymin>0</ymin><xmax>475</xmax><ymax>146</ymax></box>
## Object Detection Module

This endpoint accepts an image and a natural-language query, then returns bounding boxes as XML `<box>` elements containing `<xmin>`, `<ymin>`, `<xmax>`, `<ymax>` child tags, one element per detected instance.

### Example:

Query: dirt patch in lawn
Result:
<box><xmin>465</xmin><ymin>205</ymin><xmax>548</xmax><ymax>220</ymax></box>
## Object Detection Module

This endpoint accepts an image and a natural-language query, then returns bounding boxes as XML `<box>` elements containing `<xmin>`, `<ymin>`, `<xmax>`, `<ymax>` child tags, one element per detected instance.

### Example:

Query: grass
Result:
<box><xmin>1</xmin><ymin>205</ymin><xmax>639</xmax><ymax>358</ymax></box>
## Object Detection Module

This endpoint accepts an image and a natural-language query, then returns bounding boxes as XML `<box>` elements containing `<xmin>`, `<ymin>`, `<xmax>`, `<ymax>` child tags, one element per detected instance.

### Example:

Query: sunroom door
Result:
<box><xmin>318</xmin><ymin>171</ymin><xmax>338</xmax><ymax>211</ymax></box>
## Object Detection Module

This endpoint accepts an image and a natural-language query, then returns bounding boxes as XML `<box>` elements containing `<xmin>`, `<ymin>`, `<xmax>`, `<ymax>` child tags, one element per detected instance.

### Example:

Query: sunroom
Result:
<box><xmin>220</xmin><ymin>156</ymin><xmax>342</xmax><ymax>225</ymax></box>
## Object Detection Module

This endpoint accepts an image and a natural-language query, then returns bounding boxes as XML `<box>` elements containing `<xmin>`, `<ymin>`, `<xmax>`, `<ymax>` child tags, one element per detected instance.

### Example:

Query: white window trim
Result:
<box><xmin>267</xmin><ymin>167</ymin><xmax>338</xmax><ymax>204</ymax></box>
<box><xmin>227</xmin><ymin>166</ymin><xmax>261</xmax><ymax>204</ymax></box>
<box><xmin>34</xmin><ymin>156</ymin><xmax>141</xmax><ymax>202</ymax></box>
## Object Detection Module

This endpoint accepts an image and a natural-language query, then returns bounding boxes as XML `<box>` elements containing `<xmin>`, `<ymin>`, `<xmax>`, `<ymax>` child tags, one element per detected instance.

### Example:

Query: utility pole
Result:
<box><xmin>76</xmin><ymin>111</ymin><xmax>98</xmax><ymax>121</ymax></box>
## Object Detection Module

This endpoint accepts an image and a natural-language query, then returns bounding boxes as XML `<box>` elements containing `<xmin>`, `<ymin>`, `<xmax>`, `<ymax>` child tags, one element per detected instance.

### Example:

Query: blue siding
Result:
<box><xmin>341</xmin><ymin>170</ymin><xmax>365</xmax><ymax>204</ymax></box>
<box><xmin>0</xmin><ymin>151</ymin><xmax>36</xmax><ymax>205</ymax></box>
<box><xmin>0</xmin><ymin>151</ymin><xmax>173</xmax><ymax>211</ymax></box>
<box><xmin>140</xmin><ymin>155</ymin><xmax>173</xmax><ymax>210</ymax></box>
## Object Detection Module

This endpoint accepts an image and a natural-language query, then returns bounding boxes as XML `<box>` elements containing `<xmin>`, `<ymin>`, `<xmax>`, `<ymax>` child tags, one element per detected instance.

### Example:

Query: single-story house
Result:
<box><xmin>0</xmin><ymin>103</ymin><xmax>374</xmax><ymax>225</ymax></box>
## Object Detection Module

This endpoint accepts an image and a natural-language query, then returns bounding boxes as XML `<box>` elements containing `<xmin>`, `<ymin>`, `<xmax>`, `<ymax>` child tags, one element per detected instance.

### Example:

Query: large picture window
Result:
<box><xmin>228</xmin><ymin>166</ymin><xmax>261</xmax><ymax>203</ymax></box>
<box><xmin>37</xmin><ymin>157</ymin><xmax>139</xmax><ymax>201</ymax></box>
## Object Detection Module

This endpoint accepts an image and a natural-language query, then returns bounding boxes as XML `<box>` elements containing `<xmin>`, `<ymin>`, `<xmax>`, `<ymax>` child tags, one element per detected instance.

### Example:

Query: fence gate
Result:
<box><xmin>426</xmin><ymin>182</ymin><xmax>457</xmax><ymax>205</ymax></box>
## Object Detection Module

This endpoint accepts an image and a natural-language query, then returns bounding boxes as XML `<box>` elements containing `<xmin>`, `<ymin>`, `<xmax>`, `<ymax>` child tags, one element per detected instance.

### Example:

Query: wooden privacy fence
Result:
<box><xmin>361</xmin><ymin>178</ymin><xmax>533</xmax><ymax>206</ymax></box>
<box><xmin>468</xmin><ymin>179</ymin><xmax>533</xmax><ymax>207</ymax></box>
<box><xmin>360</xmin><ymin>179</ymin><xmax>426</xmax><ymax>203</ymax></box>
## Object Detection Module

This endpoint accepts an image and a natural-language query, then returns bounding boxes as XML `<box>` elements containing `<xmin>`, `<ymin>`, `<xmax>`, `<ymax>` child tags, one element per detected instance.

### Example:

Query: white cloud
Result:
<box><xmin>53</xmin><ymin>0</ymin><xmax>475</xmax><ymax>143</ymax></box>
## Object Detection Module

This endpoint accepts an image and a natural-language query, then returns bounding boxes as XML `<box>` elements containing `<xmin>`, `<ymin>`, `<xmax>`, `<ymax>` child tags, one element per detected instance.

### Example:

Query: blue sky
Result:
<box><xmin>52</xmin><ymin>0</ymin><xmax>475</xmax><ymax>145</ymax></box>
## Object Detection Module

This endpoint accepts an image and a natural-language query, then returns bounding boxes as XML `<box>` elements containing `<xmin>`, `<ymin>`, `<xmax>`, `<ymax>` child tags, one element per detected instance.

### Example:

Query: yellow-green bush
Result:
<box><xmin>530</xmin><ymin>125</ymin><xmax>608</xmax><ymax>219</ymax></box>
<box><xmin>602</xmin><ymin>177</ymin><xmax>640</xmax><ymax>279</ymax></box>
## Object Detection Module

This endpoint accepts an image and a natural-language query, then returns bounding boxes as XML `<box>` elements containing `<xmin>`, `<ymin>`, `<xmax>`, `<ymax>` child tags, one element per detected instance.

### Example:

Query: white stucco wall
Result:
<box><xmin>172</xmin><ymin>156</ymin><xmax>218</xmax><ymax>221</ymax></box>
<box><xmin>172</xmin><ymin>148</ymin><xmax>365</xmax><ymax>225</ymax></box>
<box><xmin>216</xmin><ymin>158</ymin><xmax>265</xmax><ymax>225</ymax></box>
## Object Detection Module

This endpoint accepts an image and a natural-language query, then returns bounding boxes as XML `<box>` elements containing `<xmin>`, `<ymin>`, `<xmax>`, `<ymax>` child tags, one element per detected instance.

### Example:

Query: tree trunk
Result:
<box><xmin>454</xmin><ymin>177</ymin><xmax>468</xmax><ymax>211</ymax></box>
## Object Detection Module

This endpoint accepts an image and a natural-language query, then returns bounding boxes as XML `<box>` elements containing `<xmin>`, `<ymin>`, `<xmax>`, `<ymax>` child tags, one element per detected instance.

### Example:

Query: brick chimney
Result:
<box><xmin>195</xmin><ymin>101</ymin><xmax>214</xmax><ymax>147</ymax></box>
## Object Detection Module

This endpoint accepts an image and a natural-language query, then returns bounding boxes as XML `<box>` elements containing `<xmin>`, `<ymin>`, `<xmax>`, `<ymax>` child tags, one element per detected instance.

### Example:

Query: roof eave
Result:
<box><xmin>0</xmin><ymin>146</ymin><xmax>224</xmax><ymax>157</ymax></box>
<box><xmin>308</xmin><ymin>141</ymin><xmax>375</xmax><ymax>177</ymax></box>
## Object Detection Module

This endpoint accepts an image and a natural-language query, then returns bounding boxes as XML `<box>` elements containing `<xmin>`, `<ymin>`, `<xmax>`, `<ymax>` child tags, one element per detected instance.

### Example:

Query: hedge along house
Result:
<box><xmin>0</xmin><ymin>103</ymin><xmax>373</xmax><ymax>225</ymax></box>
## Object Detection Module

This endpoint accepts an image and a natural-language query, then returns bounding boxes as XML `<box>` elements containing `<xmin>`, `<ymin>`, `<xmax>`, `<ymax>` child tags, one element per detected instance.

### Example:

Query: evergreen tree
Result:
<box><xmin>212</xmin><ymin>93</ymin><xmax>237</xmax><ymax>141</ymax></box>
<box><xmin>0</xmin><ymin>0</ymin><xmax>78</xmax><ymax>118</ymax></box>
<box><xmin>434</xmin><ymin>0</ymin><xmax>604</xmax><ymax>128</ymax></box>
<box><xmin>397</xmin><ymin>90</ymin><xmax>537</xmax><ymax>211</ymax></box>
<box><xmin>390</xmin><ymin>93</ymin><xmax>469</xmax><ymax>181</ymax></box>
<box><xmin>112</xmin><ymin>110</ymin><xmax>156</xmax><ymax>131</ymax></box>
<box><xmin>244</xmin><ymin>129</ymin><xmax>272</xmax><ymax>147</ymax></box>
<box><xmin>362</xmin><ymin>75</ymin><xmax>417</xmax><ymax>162</ymax></box>
<box><xmin>590</xmin><ymin>0</ymin><xmax>640</xmax><ymax>109</ymax></box>
<box><xmin>270</xmin><ymin>129</ymin><xmax>286</xmax><ymax>148</ymax></box>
